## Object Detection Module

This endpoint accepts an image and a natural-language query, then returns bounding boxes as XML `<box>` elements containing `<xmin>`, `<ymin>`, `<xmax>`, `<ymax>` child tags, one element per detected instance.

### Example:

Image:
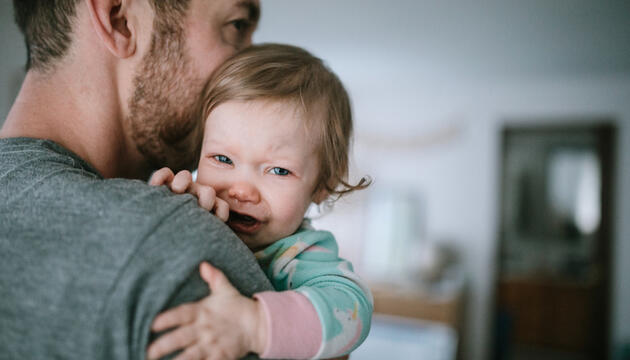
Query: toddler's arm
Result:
<box><xmin>254</xmin><ymin>227</ymin><xmax>373</xmax><ymax>359</ymax></box>
<box><xmin>146</xmin><ymin>262</ymin><xmax>268</xmax><ymax>360</ymax></box>
<box><xmin>146</xmin><ymin>228</ymin><xmax>371</xmax><ymax>360</ymax></box>
<box><xmin>149</xmin><ymin>167</ymin><xmax>229</xmax><ymax>221</ymax></box>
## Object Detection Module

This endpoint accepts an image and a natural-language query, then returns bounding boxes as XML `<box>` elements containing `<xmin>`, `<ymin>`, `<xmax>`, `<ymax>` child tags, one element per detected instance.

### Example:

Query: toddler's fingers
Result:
<box><xmin>199</xmin><ymin>262</ymin><xmax>238</xmax><ymax>296</ymax></box>
<box><xmin>171</xmin><ymin>170</ymin><xmax>193</xmax><ymax>194</ymax></box>
<box><xmin>147</xmin><ymin>325</ymin><xmax>197</xmax><ymax>360</ymax></box>
<box><xmin>199</xmin><ymin>262</ymin><xmax>214</xmax><ymax>287</ymax></box>
<box><xmin>151</xmin><ymin>303</ymin><xmax>198</xmax><ymax>332</ymax></box>
<box><xmin>213</xmin><ymin>198</ymin><xmax>229</xmax><ymax>222</ymax></box>
<box><xmin>172</xmin><ymin>344</ymin><xmax>206</xmax><ymax>360</ymax></box>
<box><xmin>149</xmin><ymin>167</ymin><xmax>174</xmax><ymax>186</ymax></box>
<box><xmin>192</xmin><ymin>184</ymin><xmax>217</xmax><ymax>212</ymax></box>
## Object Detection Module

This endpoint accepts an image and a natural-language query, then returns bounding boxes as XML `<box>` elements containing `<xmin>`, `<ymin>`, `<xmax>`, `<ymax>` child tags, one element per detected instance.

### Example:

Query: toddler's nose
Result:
<box><xmin>228</xmin><ymin>182</ymin><xmax>260</xmax><ymax>203</ymax></box>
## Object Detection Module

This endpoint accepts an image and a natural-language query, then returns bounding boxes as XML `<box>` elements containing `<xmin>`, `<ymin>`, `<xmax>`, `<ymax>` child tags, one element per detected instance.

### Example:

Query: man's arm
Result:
<box><xmin>94</xmin><ymin>194</ymin><xmax>272</xmax><ymax>360</ymax></box>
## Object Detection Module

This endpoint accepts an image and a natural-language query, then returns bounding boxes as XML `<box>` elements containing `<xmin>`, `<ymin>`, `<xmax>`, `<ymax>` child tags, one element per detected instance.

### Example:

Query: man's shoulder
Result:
<box><xmin>51</xmin><ymin>161</ymin><xmax>226</xmax><ymax>245</ymax></box>
<box><xmin>84</xmin><ymin>176</ymin><xmax>202</xmax><ymax>223</ymax></box>
<box><xmin>0</xmin><ymin>137</ymin><xmax>206</xmax><ymax>227</ymax></box>
<box><xmin>0</xmin><ymin>136</ymin><xmax>233</xmax><ymax>263</ymax></box>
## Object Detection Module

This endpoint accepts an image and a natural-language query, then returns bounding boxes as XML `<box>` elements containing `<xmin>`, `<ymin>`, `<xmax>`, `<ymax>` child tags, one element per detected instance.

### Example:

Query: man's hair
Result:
<box><xmin>13</xmin><ymin>0</ymin><xmax>190</xmax><ymax>72</ymax></box>
<box><xmin>201</xmin><ymin>43</ymin><xmax>370</xmax><ymax>200</ymax></box>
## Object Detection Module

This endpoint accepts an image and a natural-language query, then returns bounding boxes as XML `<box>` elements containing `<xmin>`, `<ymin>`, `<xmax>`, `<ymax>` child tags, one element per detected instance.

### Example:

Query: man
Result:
<box><xmin>0</xmin><ymin>0</ymin><xmax>271</xmax><ymax>359</ymax></box>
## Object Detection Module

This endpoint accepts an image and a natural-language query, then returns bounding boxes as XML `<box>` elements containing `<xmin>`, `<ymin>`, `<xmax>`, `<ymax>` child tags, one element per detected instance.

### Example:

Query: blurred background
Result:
<box><xmin>1</xmin><ymin>1</ymin><xmax>629</xmax><ymax>360</ymax></box>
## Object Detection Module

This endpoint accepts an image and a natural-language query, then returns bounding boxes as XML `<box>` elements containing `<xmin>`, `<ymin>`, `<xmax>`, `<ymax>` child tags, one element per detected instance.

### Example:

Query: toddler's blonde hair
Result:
<box><xmin>200</xmin><ymin>43</ymin><xmax>369</xmax><ymax>200</ymax></box>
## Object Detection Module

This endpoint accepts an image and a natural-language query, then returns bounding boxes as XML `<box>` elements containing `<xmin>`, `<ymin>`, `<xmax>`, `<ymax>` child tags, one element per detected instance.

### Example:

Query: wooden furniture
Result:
<box><xmin>371</xmin><ymin>284</ymin><xmax>464</xmax><ymax>329</ymax></box>
<box><xmin>497</xmin><ymin>275</ymin><xmax>606</xmax><ymax>355</ymax></box>
<box><xmin>369</xmin><ymin>281</ymin><xmax>465</xmax><ymax>358</ymax></box>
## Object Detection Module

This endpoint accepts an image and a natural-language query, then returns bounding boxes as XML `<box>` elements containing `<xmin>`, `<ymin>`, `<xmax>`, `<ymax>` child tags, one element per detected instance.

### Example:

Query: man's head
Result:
<box><xmin>13</xmin><ymin>0</ymin><xmax>191</xmax><ymax>73</ymax></box>
<box><xmin>200</xmin><ymin>43</ymin><xmax>369</xmax><ymax>199</ymax></box>
<box><xmin>12</xmin><ymin>0</ymin><xmax>260</xmax><ymax>174</ymax></box>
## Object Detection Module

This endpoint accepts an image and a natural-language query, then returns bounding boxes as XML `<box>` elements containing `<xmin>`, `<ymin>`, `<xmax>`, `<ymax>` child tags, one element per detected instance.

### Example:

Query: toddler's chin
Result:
<box><xmin>236</xmin><ymin>233</ymin><xmax>265</xmax><ymax>252</ymax></box>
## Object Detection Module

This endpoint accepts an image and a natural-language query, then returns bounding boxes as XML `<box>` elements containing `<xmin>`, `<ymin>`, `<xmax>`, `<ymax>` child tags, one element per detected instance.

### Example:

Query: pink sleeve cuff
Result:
<box><xmin>253</xmin><ymin>291</ymin><xmax>322</xmax><ymax>359</ymax></box>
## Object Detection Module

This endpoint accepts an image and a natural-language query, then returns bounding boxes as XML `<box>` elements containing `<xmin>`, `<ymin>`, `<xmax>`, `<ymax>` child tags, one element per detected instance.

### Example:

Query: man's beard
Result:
<box><xmin>126</xmin><ymin>27</ymin><xmax>205</xmax><ymax>173</ymax></box>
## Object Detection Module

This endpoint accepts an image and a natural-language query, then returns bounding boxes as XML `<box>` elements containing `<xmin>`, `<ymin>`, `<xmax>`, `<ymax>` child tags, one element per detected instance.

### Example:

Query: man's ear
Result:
<box><xmin>86</xmin><ymin>0</ymin><xmax>136</xmax><ymax>58</ymax></box>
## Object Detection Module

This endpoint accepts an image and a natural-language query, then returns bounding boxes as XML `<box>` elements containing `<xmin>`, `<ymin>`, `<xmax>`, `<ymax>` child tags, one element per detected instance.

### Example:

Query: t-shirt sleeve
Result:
<box><xmin>96</xmin><ymin>197</ymin><xmax>272</xmax><ymax>360</ymax></box>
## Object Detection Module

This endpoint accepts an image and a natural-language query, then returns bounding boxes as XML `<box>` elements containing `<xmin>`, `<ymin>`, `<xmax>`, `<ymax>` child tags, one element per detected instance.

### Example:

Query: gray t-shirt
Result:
<box><xmin>0</xmin><ymin>137</ymin><xmax>273</xmax><ymax>359</ymax></box>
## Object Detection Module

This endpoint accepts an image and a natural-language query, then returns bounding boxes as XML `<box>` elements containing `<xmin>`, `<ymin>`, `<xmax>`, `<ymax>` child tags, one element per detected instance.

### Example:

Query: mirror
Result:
<box><xmin>500</xmin><ymin>126</ymin><xmax>611</xmax><ymax>280</ymax></box>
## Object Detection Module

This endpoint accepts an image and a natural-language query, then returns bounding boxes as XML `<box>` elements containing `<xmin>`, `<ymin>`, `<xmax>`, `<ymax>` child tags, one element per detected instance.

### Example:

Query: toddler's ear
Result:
<box><xmin>312</xmin><ymin>187</ymin><xmax>328</xmax><ymax>204</ymax></box>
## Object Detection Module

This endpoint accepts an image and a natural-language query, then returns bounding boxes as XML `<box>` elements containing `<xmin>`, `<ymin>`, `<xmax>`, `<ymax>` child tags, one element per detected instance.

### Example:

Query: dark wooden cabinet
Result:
<box><xmin>497</xmin><ymin>276</ymin><xmax>605</xmax><ymax>355</ymax></box>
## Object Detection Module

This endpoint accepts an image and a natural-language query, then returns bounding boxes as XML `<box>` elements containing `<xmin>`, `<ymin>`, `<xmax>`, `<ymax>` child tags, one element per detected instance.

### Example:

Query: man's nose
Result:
<box><xmin>228</xmin><ymin>182</ymin><xmax>260</xmax><ymax>203</ymax></box>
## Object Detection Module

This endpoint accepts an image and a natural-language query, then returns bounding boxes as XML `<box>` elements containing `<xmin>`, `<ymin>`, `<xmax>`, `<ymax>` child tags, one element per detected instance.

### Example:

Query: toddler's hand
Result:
<box><xmin>147</xmin><ymin>262</ymin><xmax>268</xmax><ymax>360</ymax></box>
<box><xmin>149</xmin><ymin>167</ymin><xmax>229</xmax><ymax>222</ymax></box>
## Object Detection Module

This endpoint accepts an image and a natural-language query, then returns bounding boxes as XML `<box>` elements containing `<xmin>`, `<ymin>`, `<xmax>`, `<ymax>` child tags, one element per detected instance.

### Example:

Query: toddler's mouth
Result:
<box><xmin>227</xmin><ymin>210</ymin><xmax>262</xmax><ymax>234</ymax></box>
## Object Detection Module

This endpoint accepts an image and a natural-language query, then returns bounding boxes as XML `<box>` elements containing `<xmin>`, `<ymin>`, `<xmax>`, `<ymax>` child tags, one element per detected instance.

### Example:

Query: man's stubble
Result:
<box><xmin>127</xmin><ymin>22</ymin><xmax>205</xmax><ymax>174</ymax></box>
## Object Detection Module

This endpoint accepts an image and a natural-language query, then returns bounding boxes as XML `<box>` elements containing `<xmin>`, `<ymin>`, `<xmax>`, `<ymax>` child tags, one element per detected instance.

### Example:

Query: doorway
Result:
<box><xmin>493</xmin><ymin>122</ymin><xmax>616</xmax><ymax>360</ymax></box>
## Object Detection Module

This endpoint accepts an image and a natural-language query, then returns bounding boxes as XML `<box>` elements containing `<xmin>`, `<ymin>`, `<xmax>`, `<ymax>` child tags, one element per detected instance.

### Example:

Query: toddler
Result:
<box><xmin>147</xmin><ymin>44</ymin><xmax>372</xmax><ymax>360</ymax></box>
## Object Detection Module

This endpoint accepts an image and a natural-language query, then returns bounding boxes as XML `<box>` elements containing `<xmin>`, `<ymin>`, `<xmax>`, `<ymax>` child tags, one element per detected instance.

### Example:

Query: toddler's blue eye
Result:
<box><xmin>270</xmin><ymin>167</ymin><xmax>290</xmax><ymax>176</ymax></box>
<box><xmin>214</xmin><ymin>155</ymin><xmax>233</xmax><ymax>165</ymax></box>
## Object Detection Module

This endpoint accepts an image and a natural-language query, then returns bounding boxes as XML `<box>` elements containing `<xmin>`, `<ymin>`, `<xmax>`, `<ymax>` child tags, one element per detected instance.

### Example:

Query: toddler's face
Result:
<box><xmin>197</xmin><ymin>100</ymin><xmax>324</xmax><ymax>251</ymax></box>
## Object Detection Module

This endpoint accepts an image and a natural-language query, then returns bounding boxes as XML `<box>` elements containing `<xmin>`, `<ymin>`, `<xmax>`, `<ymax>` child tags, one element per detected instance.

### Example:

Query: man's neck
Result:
<box><xmin>1</xmin><ymin>67</ymin><xmax>149</xmax><ymax>179</ymax></box>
